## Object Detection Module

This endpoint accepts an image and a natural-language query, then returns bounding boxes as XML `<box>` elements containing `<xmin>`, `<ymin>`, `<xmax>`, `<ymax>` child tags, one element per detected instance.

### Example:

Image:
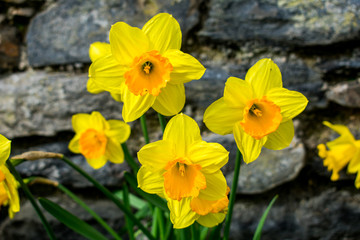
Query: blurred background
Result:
<box><xmin>0</xmin><ymin>0</ymin><xmax>359</xmax><ymax>239</ymax></box>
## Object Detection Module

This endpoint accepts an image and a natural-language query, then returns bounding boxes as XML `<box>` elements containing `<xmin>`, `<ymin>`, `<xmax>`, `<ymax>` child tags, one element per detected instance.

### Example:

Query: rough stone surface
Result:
<box><xmin>203</xmin><ymin>133</ymin><xmax>305</xmax><ymax>194</ymax></box>
<box><xmin>0</xmin><ymin>25</ymin><xmax>20</xmax><ymax>70</ymax></box>
<box><xmin>230</xmin><ymin>189</ymin><xmax>360</xmax><ymax>240</ymax></box>
<box><xmin>26</xmin><ymin>0</ymin><xmax>200</xmax><ymax>66</ymax></box>
<box><xmin>0</xmin><ymin>70</ymin><xmax>124</xmax><ymax>138</ymax></box>
<box><xmin>326</xmin><ymin>80</ymin><xmax>360</xmax><ymax>108</ymax></box>
<box><xmin>200</xmin><ymin>0</ymin><xmax>360</xmax><ymax>47</ymax></box>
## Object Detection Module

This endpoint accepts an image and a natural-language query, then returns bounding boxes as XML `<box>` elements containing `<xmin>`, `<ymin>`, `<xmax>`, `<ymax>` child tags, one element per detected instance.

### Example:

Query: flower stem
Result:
<box><xmin>157</xmin><ymin>113</ymin><xmax>167</xmax><ymax>133</ymax></box>
<box><xmin>61</xmin><ymin>155</ymin><xmax>155</xmax><ymax>240</ymax></box>
<box><xmin>57</xmin><ymin>183</ymin><xmax>122</xmax><ymax>240</ymax></box>
<box><xmin>223</xmin><ymin>149</ymin><xmax>242</xmax><ymax>240</ymax></box>
<box><xmin>6</xmin><ymin>161</ymin><xmax>56</xmax><ymax>240</ymax></box>
<box><xmin>140</xmin><ymin>114</ymin><xmax>150</xmax><ymax>144</ymax></box>
<box><xmin>121</xmin><ymin>143</ymin><xmax>139</xmax><ymax>173</ymax></box>
<box><xmin>123</xmin><ymin>183</ymin><xmax>135</xmax><ymax>240</ymax></box>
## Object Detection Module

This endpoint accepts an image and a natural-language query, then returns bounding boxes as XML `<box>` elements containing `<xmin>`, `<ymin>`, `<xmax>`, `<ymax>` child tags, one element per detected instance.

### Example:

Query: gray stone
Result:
<box><xmin>0</xmin><ymin>194</ymin><xmax>126</xmax><ymax>240</ymax></box>
<box><xmin>26</xmin><ymin>0</ymin><xmax>199</xmax><ymax>67</ymax></box>
<box><xmin>230</xmin><ymin>189</ymin><xmax>360</xmax><ymax>240</ymax></box>
<box><xmin>203</xmin><ymin>133</ymin><xmax>305</xmax><ymax>194</ymax></box>
<box><xmin>199</xmin><ymin>0</ymin><xmax>360</xmax><ymax>47</ymax></box>
<box><xmin>0</xmin><ymin>70</ymin><xmax>124</xmax><ymax>139</ymax></box>
<box><xmin>326</xmin><ymin>80</ymin><xmax>360</xmax><ymax>108</ymax></box>
<box><xmin>0</xmin><ymin>25</ymin><xmax>20</xmax><ymax>70</ymax></box>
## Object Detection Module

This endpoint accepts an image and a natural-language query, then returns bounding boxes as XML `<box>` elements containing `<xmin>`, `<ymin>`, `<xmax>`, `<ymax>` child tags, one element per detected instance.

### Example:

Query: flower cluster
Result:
<box><xmin>0</xmin><ymin>134</ymin><xmax>20</xmax><ymax>218</ymax></box>
<box><xmin>317</xmin><ymin>121</ymin><xmax>360</xmax><ymax>188</ymax></box>
<box><xmin>137</xmin><ymin>114</ymin><xmax>229</xmax><ymax>228</ymax></box>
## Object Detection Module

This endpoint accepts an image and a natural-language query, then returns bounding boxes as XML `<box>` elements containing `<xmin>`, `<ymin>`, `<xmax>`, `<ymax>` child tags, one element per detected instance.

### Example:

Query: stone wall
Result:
<box><xmin>0</xmin><ymin>0</ymin><xmax>360</xmax><ymax>239</ymax></box>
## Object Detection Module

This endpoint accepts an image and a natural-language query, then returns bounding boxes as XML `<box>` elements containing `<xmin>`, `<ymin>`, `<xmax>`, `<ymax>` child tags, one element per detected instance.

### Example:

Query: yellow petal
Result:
<box><xmin>89</xmin><ymin>54</ymin><xmax>127</xmax><ymax>94</ymax></box>
<box><xmin>152</xmin><ymin>83</ymin><xmax>185</xmax><ymax>116</ymax></box>
<box><xmin>1</xmin><ymin>166</ymin><xmax>20</xmax><ymax>217</ymax></box>
<box><xmin>89</xmin><ymin>42</ymin><xmax>111</xmax><ymax>62</ymax></box>
<box><xmin>110</xmin><ymin>92</ymin><xmax>122</xmax><ymax>102</ymax></box>
<box><xmin>355</xmin><ymin>172</ymin><xmax>360</xmax><ymax>189</ymax></box>
<box><xmin>323</xmin><ymin>121</ymin><xmax>356</xmax><ymax>148</ymax></box>
<box><xmin>196</xmin><ymin>213</ymin><xmax>226</xmax><ymax>228</ymax></box>
<box><xmin>90</xmin><ymin>111</ymin><xmax>109</xmax><ymax>131</ymax></box>
<box><xmin>234</xmin><ymin>123</ymin><xmax>267</xmax><ymax>164</ymax></box>
<box><xmin>163</xmin><ymin>114</ymin><xmax>202</xmax><ymax>157</ymax></box>
<box><xmin>224</xmin><ymin>77</ymin><xmax>253</xmax><ymax>108</ymax></box>
<box><xmin>110</xmin><ymin>22</ymin><xmax>149</xmax><ymax>65</ymax></box>
<box><xmin>204</xmin><ymin>98</ymin><xmax>243</xmax><ymax>135</ymax></box>
<box><xmin>121</xmin><ymin>86</ymin><xmax>156</xmax><ymax>122</ymax></box>
<box><xmin>105</xmin><ymin>120</ymin><xmax>131</xmax><ymax>143</ymax></box>
<box><xmin>264</xmin><ymin>120</ymin><xmax>294</xmax><ymax>150</ymax></box>
<box><xmin>347</xmin><ymin>145</ymin><xmax>360</xmax><ymax>174</ymax></box>
<box><xmin>105</xmin><ymin>139</ymin><xmax>124</xmax><ymax>164</ymax></box>
<box><xmin>188</xmin><ymin>141</ymin><xmax>229</xmax><ymax>174</ymax></box>
<box><xmin>197</xmin><ymin>170</ymin><xmax>227</xmax><ymax>200</ymax></box>
<box><xmin>87</xmin><ymin>77</ymin><xmax>104</xmax><ymax>94</ymax></box>
<box><xmin>142</xmin><ymin>13</ymin><xmax>181</xmax><ymax>54</ymax></box>
<box><xmin>245</xmin><ymin>58</ymin><xmax>282</xmax><ymax>97</ymax></box>
<box><xmin>167</xmin><ymin>198</ymin><xmax>198</xmax><ymax>229</ymax></box>
<box><xmin>68</xmin><ymin>134</ymin><xmax>81</xmax><ymax>153</ymax></box>
<box><xmin>162</xmin><ymin>49</ymin><xmax>206</xmax><ymax>84</ymax></box>
<box><xmin>86</xmin><ymin>155</ymin><xmax>107</xmax><ymax>169</ymax></box>
<box><xmin>137</xmin><ymin>166</ymin><xmax>164</xmax><ymax>195</ymax></box>
<box><xmin>138</xmin><ymin>140</ymin><xmax>176</xmax><ymax>172</ymax></box>
<box><xmin>0</xmin><ymin>134</ymin><xmax>11</xmax><ymax>165</ymax></box>
<box><xmin>267</xmin><ymin>88</ymin><xmax>308</xmax><ymax>122</ymax></box>
<box><xmin>72</xmin><ymin>113</ymin><xmax>91</xmax><ymax>133</ymax></box>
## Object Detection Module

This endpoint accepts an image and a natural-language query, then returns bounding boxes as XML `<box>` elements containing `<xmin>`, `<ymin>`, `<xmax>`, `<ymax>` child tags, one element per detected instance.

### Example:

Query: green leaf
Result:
<box><xmin>124</xmin><ymin>172</ymin><xmax>168</xmax><ymax>212</ymax></box>
<box><xmin>253</xmin><ymin>195</ymin><xmax>279</xmax><ymax>240</ymax></box>
<box><xmin>39</xmin><ymin>198</ymin><xmax>108</xmax><ymax>240</ymax></box>
<box><xmin>113</xmin><ymin>190</ymin><xmax>147</xmax><ymax>210</ymax></box>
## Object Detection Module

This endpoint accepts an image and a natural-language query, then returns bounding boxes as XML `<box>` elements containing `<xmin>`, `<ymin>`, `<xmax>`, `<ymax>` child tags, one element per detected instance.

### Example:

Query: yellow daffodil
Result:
<box><xmin>69</xmin><ymin>111</ymin><xmax>131</xmax><ymax>169</ymax></box>
<box><xmin>137</xmin><ymin>113</ymin><xmax>229</xmax><ymax>228</ymax></box>
<box><xmin>88</xmin><ymin>13</ymin><xmax>206</xmax><ymax>122</ymax></box>
<box><xmin>204</xmin><ymin>58</ymin><xmax>308</xmax><ymax>164</ymax></box>
<box><xmin>317</xmin><ymin>121</ymin><xmax>360</xmax><ymax>188</ymax></box>
<box><xmin>0</xmin><ymin>134</ymin><xmax>20</xmax><ymax>218</ymax></box>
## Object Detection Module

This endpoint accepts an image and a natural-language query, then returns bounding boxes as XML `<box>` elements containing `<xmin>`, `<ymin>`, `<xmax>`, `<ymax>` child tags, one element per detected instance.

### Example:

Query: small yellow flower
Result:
<box><xmin>88</xmin><ymin>13</ymin><xmax>206</xmax><ymax>122</ymax></box>
<box><xmin>0</xmin><ymin>134</ymin><xmax>20</xmax><ymax>218</ymax></box>
<box><xmin>204</xmin><ymin>58</ymin><xmax>308</xmax><ymax>164</ymax></box>
<box><xmin>137</xmin><ymin>114</ymin><xmax>229</xmax><ymax>228</ymax></box>
<box><xmin>68</xmin><ymin>111</ymin><xmax>131</xmax><ymax>169</ymax></box>
<box><xmin>317</xmin><ymin>121</ymin><xmax>360</xmax><ymax>188</ymax></box>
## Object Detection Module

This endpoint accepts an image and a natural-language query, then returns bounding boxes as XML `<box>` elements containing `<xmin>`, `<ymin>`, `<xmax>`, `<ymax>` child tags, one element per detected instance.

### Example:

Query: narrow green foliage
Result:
<box><xmin>39</xmin><ymin>198</ymin><xmax>108</xmax><ymax>240</ymax></box>
<box><xmin>113</xmin><ymin>190</ymin><xmax>147</xmax><ymax>210</ymax></box>
<box><xmin>123</xmin><ymin>184</ymin><xmax>135</xmax><ymax>240</ymax></box>
<box><xmin>253</xmin><ymin>195</ymin><xmax>279</xmax><ymax>240</ymax></box>
<box><xmin>140</xmin><ymin>114</ymin><xmax>150</xmax><ymax>144</ymax></box>
<box><xmin>158</xmin><ymin>113</ymin><xmax>167</xmax><ymax>133</ymax></box>
<box><xmin>121</xmin><ymin>143</ymin><xmax>139</xmax><ymax>173</ymax></box>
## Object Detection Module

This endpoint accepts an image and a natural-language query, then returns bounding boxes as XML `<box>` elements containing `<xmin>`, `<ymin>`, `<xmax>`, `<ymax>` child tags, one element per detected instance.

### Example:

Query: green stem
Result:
<box><xmin>57</xmin><ymin>183</ymin><xmax>122</xmax><ymax>240</ymax></box>
<box><xmin>157</xmin><ymin>113</ymin><xmax>167</xmax><ymax>133</ymax></box>
<box><xmin>140</xmin><ymin>115</ymin><xmax>150</xmax><ymax>144</ymax></box>
<box><xmin>151</xmin><ymin>208</ymin><xmax>159</xmax><ymax>238</ymax></box>
<box><xmin>223</xmin><ymin>149</ymin><xmax>242</xmax><ymax>240</ymax></box>
<box><xmin>123</xmin><ymin>184</ymin><xmax>135</xmax><ymax>240</ymax></box>
<box><xmin>121</xmin><ymin>143</ymin><xmax>139</xmax><ymax>173</ymax></box>
<box><xmin>61</xmin><ymin>156</ymin><xmax>155</xmax><ymax>240</ymax></box>
<box><xmin>6</xmin><ymin>161</ymin><xmax>56</xmax><ymax>240</ymax></box>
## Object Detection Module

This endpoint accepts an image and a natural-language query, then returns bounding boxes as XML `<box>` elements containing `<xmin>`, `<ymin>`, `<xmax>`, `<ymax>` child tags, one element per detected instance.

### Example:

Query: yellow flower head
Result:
<box><xmin>68</xmin><ymin>111</ymin><xmax>131</xmax><ymax>169</ymax></box>
<box><xmin>137</xmin><ymin>114</ymin><xmax>229</xmax><ymax>228</ymax></box>
<box><xmin>204</xmin><ymin>59</ymin><xmax>308</xmax><ymax>164</ymax></box>
<box><xmin>0</xmin><ymin>134</ymin><xmax>20</xmax><ymax>218</ymax></box>
<box><xmin>317</xmin><ymin>121</ymin><xmax>360</xmax><ymax>188</ymax></box>
<box><xmin>88</xmin><ymin>13</ymin><xmax>206</xmax><ymax>122</ymax></box>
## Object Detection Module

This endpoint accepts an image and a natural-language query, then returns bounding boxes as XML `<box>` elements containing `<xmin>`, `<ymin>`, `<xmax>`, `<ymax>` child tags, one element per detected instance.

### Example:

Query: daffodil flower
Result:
<box><xmin>88</xmin><ymin>13</ymin><xmax>206</xmax><ymax>122</ymax></box>
<box><xmin>317</xmin><ymin>121</ymin><xmax>360</xmax><ymax>188</ymax></box>
<box><xmin>204</xmin><ymin>58</ymin><xmax>308</xmax><ymax>164</ymax></box>
<box><xmin>69</xmin><ymin>111</ymin><xmax>131</xmax><ymax>169</ymax></box>
<box><xmin>137</xmin><ymin>113</ymin><xmax>229</xmax><ymax>228</ymax></box>
<box><xmin>0</xmin><ymin>134</ymin><xmax>20</xmax><ymax>218</ymax></box>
